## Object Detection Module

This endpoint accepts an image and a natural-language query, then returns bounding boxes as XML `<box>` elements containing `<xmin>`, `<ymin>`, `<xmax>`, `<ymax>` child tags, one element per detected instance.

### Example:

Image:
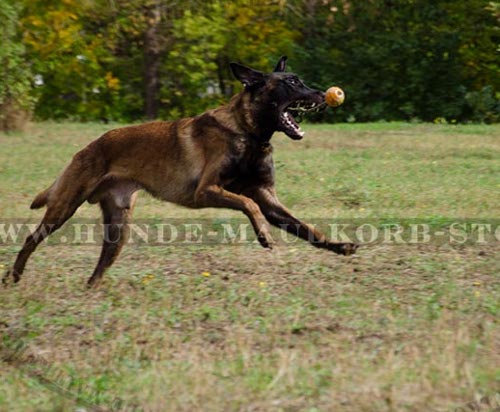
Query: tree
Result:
<box><xmin>160</xmin><ymin>0</ymin><xmax>297</xmax><ymax>118</ymax></box>
<box><xmin>0</xmin><ymin>0</ymin><xmax>34</xmax><ymax>131</ymax></box>
<box><xmin>21</xmin><ymin>0</ymin><xmax>116</xmax><ymax>120</ymax></box>
<box><xmin>16</xmin><ymin>0</ymin><xmax>499</xmax><ymax>122</ymax></box>
<box><xmin>286</xmin><ymin>0</ymin><xmax>499</xmax><ymax>122</ymax></box>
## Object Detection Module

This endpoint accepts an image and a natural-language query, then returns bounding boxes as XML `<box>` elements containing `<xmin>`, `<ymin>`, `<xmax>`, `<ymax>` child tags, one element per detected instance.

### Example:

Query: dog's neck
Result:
<box><xmin>226</xmin><ymin>92</ymin><xmax>276</xmax><ymax>142</ymax></box>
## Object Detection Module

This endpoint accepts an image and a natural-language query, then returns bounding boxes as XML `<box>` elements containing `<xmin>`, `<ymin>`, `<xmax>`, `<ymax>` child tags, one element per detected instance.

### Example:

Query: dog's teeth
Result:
<box><xmin>282</xmin><ymin>110</ymin><xmax>305</xmax><ymax>136</ymax></box>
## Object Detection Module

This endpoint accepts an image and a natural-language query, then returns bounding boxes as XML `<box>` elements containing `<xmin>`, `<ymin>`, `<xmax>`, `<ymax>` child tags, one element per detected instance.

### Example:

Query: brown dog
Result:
<box><xmin>4</xmin><ymin>56</ymin><xmax>357</xmax><ymax>287</ymax></box>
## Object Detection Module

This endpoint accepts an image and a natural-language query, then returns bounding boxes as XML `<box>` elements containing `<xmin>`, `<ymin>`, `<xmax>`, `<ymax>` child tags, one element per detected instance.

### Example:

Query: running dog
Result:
<box><xmin>4</xmin><ymin>56</ymin><xmax>357</xmax><ymax>288</ymax></box>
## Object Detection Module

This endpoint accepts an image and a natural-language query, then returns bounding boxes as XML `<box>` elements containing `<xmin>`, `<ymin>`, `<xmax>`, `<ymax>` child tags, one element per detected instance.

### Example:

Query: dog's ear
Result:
<box><xmin>273</xmin><ymin>55</ymin><xmax>288</xmax><ymax>72</ymax></box>
<box><xmin>230</xmin><ymin>63</ymin><xmax>265</xmax><ymax>87</ymax></box>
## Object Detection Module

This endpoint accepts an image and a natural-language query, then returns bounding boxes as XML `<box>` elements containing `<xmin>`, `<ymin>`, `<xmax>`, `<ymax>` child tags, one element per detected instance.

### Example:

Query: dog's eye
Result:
<box><xmin>288</xmin><ymin>77</ymin><xmax>299</xmax><ymax>85</ymax></box>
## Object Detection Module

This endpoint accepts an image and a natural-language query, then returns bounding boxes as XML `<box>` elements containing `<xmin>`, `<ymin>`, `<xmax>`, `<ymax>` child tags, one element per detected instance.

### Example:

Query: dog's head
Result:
<box><xmin>230</xmin><ymin>56</ymin><xmax>325</xmax><ymax>140</ymax></box>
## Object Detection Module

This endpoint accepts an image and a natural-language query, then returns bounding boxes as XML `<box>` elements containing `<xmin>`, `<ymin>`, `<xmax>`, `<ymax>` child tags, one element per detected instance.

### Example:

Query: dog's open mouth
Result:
<box><xmin>280</xmin><ymin>100</ymin><xmax>325</xmax><ymax>140</ymax></box>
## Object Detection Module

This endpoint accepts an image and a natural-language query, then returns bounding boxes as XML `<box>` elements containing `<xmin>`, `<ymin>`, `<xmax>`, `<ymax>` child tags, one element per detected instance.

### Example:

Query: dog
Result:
<box><xmin>4</xmin><ymin>56</ymin><xmax>357</xmax><ymax>288</ymax></box>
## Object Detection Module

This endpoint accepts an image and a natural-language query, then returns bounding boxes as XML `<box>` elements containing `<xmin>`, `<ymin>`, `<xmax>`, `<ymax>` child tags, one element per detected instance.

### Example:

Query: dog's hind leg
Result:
<box><xmin>3</xmin><ymin>150</ymin><xmax>107</xmax><ymax>285</ymax></box>
<box><xmin>3</xmin><ymin>191</ymin><xmax>89</xmax><ymax>285</ymax></box>
<box><xmin>87</xmin><ymin>187</ymin><xmax>138</xmax><ymax>288</ymax></box>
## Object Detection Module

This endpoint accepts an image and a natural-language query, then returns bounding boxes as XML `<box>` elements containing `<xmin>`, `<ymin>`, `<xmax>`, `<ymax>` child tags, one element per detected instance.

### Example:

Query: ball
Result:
<box><xmin>325</xmin><ymin>87</ymin><xmax>345</xmax><ymax>107</ymax></box>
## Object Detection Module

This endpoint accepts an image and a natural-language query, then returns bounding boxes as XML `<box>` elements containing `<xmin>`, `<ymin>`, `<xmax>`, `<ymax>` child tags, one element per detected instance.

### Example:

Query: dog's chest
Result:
<box><xmin>221</xmin><ymin>137</ymin><xmax>274</xmax><ymax>188</ymax></box>
<box><xmin>231</xmin><ymin>137</ymin><xmax>272</xmax><ymax>168</ymax></box>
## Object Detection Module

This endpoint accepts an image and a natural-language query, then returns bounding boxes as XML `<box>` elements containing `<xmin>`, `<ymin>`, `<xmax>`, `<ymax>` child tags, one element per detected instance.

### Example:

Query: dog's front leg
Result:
<box><xmin>249</xmin><ymin>187</ymin><xmax>358</xmax><ymax>255</ymax></box>
<box><xmin>195</xmin><ymin>184</ymin><xmax>273</xmax><ymax>248</ymax></box>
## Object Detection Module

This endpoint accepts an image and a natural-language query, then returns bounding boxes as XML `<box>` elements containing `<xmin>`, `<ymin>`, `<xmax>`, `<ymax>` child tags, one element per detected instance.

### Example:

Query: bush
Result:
<box><xmin>465</xmin><ymin>86</ymin><xmax>500</xmax><ymax>123</ymax></box>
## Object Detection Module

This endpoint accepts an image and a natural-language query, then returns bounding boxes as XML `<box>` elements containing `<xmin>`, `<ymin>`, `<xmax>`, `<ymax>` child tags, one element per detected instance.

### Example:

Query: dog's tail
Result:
<box><xmin>30</xmin><ymin>183</ymin><xmax>54</xmax><ymax>209</ymax></box>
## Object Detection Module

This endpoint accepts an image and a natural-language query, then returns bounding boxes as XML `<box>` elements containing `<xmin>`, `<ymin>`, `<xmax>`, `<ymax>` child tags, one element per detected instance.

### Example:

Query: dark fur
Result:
<box><xmin>4</xmin><ymin>56</ymin><xmax>357</xmax><ymax>288</ymax></box>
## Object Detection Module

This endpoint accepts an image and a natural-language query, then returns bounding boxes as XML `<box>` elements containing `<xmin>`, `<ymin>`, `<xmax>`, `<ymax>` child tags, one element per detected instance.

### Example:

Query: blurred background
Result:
<box><xmin>1</xmin><ymin>0</ymin><xmax>498</xmax><ymax>130</ymax></box>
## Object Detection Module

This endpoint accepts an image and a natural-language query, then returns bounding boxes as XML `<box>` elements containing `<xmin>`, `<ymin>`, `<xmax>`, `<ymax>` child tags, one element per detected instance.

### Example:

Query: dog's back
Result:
<box><xmin>31</xmin><ymin>118</ymin><xmax>205</xmax><ymax>210</ymax></box>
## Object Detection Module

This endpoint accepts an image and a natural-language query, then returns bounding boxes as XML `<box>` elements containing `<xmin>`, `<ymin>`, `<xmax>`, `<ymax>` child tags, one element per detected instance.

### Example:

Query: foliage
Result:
<box><xmin>288</xmin><ymin>0</ymin><xmax>499</xmax><ymax>123</ymax></box>
<box><xmin>11</xmin><ymin>0</ymin><xmax>500</xmax><ymax>122</ymax></box>
<box><xmin>21</xmin><ymin>0</ymin><xmax>118</xmax><ymax>121</ymax></box>
<box><xmin>0</xmin><ymin>0</ymin><xmax>34</xmax><ymax>131</ymax></box>
<box><xmin>161</xmin><ymin>0</ymin><xmax>297</xmax><ymax>118</ymax></box>
<box><xmin>465</xmin><ymin>86</ymin><xmax>500</xmax><ymax>122</ymax></box>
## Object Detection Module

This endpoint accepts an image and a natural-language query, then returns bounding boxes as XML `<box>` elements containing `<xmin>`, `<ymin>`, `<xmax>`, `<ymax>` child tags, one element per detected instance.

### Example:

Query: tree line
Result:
<box><xmin>1</xmin><ymin>0</ymin><xmax>498</xmax><ymax>130</ymax></box>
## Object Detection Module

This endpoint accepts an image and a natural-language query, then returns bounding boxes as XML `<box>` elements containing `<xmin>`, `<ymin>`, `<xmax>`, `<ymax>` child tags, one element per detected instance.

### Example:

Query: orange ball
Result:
<box><xmin>325</xmin><ymin>87</ymin><xmax>345</xmax><ymax>107</ymax></box>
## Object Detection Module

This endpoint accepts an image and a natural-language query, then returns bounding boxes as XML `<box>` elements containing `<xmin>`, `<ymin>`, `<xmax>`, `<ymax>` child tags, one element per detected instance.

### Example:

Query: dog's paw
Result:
<box><xmin>342</xmin><ymin>243</ymin><xmax>359</xmax><ymax>256</ymax></box>
<box><xmin>86</xmin><ymin>274</ymin><xmax>104</xmax><ymax>289</ymax></box>
<box><xmin>257</xmin><ymin>231</ymin><xmax>274</xmax><ymax>250</ymax></box>
<box><xmin>2</xmin><ymin>268</ymin><xmax>19</xmax><ymax>286</ymax></box>
<box><xmin>327</xmin><ymin>242</ymin><xmax>359</xmax><ymax>256</ymax></box>
<box><xmin>1</xmin><ymin>271</ymin><xmax>8</xmax><ymax>286</ymax></box>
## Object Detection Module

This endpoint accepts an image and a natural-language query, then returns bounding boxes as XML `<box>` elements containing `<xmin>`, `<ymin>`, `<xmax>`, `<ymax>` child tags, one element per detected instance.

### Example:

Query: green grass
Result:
<box><xmin>0</xmin><ymin>121</ymin><xmax>499</xmax><ymax>411</ymax></box>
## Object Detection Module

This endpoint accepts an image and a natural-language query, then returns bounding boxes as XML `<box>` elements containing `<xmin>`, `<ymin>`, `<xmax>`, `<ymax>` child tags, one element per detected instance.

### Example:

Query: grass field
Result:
<box><xmin>0</xmin><ymin>121</ymin><xmax>499</xmax><ymax>411</ymax></box>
